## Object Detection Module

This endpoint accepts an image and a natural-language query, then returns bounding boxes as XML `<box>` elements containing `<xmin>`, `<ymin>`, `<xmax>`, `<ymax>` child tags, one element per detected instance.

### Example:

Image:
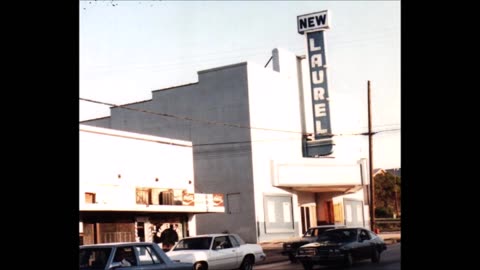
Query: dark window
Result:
<box><xmin>85</xmin><ymin>192</ymin><xmax>96</xmax><ymax>204</ymax></box>
<box><xmin>227</xmin><ymin>193</ymin><xmax>240</xmax><ymax>214</ymax></box>
<box><xmin>159</xmin><ymin>190</ymin><xmax>174</xmax><ymax>205</ymax></box>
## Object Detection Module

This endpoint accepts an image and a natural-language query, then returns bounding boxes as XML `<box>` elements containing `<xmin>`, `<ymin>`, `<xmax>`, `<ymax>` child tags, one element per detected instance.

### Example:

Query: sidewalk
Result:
<box><xmin>257</xmin><ymin>241</ymin><xmax>287</xmax><ymax>266</ymax></box>
<box><xmin>378</xmin><ymin>231</ymin><xmax>401</xmax><ymax>244</ymax></box>
<box><xmin>256</xmin><ymin>232</ymin><xmax>400</xmax><ymax>266</ymax></box>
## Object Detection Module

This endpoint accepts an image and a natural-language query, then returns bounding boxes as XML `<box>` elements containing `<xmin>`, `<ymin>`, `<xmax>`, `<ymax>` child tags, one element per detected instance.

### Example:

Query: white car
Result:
<box><xmin>166</xmin><ymin>233</ymin><xmax>266</xmax><ymax>270</ymax></box>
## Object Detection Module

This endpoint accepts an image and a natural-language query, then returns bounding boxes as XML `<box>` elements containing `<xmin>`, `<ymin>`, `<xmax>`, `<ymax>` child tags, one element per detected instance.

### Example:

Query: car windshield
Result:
<box><xmin>173</xmin><ymin>237</ymin><xmax>212</xmax><ymax>250</ymax></box>
<box><xmin>317</xmin><ymin>229</ymin><xmax>357</xmax><ymax>243</ymax></box>
<box><xmin>304</xmin><ymin>227</ymin><xmax>334</xmax><ymax>237</ymax></box>
<box><xmin>79</xmin><ymin>247</ymin><xmax>112</xmax><ymax>269</ymax></box>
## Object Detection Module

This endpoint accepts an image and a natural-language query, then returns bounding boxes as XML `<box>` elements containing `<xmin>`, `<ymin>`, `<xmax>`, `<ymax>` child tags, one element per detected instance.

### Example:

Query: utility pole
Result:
<box><xmin>394</xmin><ymin>169</ymin><xmax>399</xmax><ymax>218</ymax></box>
<box><xmin>368</xmin><ymin>80</ymin><xmax>376</xmax><ymax>232</ymax></box>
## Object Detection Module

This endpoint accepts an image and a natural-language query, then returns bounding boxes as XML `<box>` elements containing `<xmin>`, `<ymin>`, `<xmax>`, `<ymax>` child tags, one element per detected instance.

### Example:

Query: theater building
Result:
<box><xmin>81</xmin><ymin>48</ymin><xmax>370</xmax><ymax>243</ymax></box>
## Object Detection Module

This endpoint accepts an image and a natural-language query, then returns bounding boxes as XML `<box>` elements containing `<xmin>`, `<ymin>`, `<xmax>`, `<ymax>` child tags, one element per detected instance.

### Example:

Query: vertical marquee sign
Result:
<box><xmin>298</xmin><ymin>10</ymin><xmax>334</xmax><ymax>156</ymax></box>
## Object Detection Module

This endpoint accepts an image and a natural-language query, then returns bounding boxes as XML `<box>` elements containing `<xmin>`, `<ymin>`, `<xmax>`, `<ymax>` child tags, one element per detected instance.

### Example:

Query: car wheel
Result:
<box><xmin>372</xmin><ymin>248</ymin><xmax>381</xmax><ymax>263</ymax></box>
<box><xmin>301</xmin><ymin>261</ymin><xmax>313</xmax><ymax>270</ymax></box>
<box><xmin>288</xmin><ymin>254</ymin><xmax>297</xmax><ymax>263</ymax></box>
<box><xmin>194</xmin><ymin>262</ymin><xmax>207</xmax><ymax>270</ymax></box>
<box><xmin>344</xmin><ymin>252</ymin><xmax>353</xmax><ymax>267</ymax></box>
<box><xmin>240</xmin><ymin>256</ymin><xmax>254</xmax><ymax>270</ymax></box>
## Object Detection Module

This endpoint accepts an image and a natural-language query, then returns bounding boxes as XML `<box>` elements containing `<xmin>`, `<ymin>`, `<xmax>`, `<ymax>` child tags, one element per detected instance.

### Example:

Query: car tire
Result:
<box><xmin>194</xmin><ymin>262</ymin><xmax>207</xmax><ymax>270</ymax></box>
<box><xmin>288</xmin><ymin>254</ymin><xmax>297</xmax><ymax>263</ymax></box>
<box><xmin>344</xmin><ymin>252</ymin><xmax>353</xmax><ymax>267</ymax></box>
<box><xmin>240</xmin><ymin>256</ymin><xmax>254</xmax><ymax>270</ymax></box>
<box><xmin>372</xmin><ymin>248</ymin><xmax>381</xmax><ymax>263</ymax></box>
<box><xmin>301</xmin><ymin>261</ymin><xmax>313</xmax><ymax>270</ymax></box>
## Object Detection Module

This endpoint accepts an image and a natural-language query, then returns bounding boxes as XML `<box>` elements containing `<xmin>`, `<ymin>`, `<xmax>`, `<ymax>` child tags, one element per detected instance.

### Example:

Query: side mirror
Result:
<box><xmin>109</xmin><ymin>262</ymin><xmax>122</xmax><ymax>269</ymax></box>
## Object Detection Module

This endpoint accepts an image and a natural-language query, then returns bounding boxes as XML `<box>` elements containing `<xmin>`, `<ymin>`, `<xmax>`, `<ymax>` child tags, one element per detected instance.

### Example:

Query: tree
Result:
<box><xmin>374</xmin><ymin>170</ymin><xmax>401</xmax><ymax>218</ymax></box>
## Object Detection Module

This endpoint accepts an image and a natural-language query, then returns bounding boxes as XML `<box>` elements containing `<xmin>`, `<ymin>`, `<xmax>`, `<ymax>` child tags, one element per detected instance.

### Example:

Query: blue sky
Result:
<box><xmin>80</xmin><ymin>1</ymin><xmax>400</xmax><ymax>169</ymax></box>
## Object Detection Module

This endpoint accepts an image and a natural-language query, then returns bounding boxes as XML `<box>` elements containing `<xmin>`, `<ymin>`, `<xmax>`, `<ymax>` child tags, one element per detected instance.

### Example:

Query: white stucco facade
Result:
<box><xmin>79</xmin><ymin>124</ymin><xmax>224</xmax><ymax>245</ymax></box>
<box><xmin>81</xmin><ymin>48</ymin><xmax>371</xmax><ymax>243</ymax></box>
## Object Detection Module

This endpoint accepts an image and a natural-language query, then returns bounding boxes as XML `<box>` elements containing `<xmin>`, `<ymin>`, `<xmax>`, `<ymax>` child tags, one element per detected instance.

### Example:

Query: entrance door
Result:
<box><xmin>343</xmin><ymin>199</ymin><xmax>364</xmax><ymax>227</ymax></box>
<box><xmin>325</xmin><ymin>201</ymin><xmax>334</xmax><ymax>224</ymax></box>
<box><xmin>300</xmin><ymin>205</ymin><xmax>317</xmax><ymax>233</ymax></box>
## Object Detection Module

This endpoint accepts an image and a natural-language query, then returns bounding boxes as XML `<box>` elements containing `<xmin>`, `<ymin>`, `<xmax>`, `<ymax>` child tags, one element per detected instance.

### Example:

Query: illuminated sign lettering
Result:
<box><xmin>307</xmin><ymin>30</ymin><xmax>332</xmax><ymax>139</ymax></box>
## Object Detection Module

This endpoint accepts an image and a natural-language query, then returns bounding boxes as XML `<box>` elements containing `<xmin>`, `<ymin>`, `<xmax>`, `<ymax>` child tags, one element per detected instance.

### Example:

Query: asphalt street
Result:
<box><xmin>255</xmin><ymin>242</ymin><xmax>400</xmax><ymax>270</ymax></box>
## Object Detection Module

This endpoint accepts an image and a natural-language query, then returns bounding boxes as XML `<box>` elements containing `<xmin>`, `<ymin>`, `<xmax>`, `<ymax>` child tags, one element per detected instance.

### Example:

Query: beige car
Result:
<box><xmin>167</xmin><ymin>233</ymin><xmax>266</xmax><ymax>270</ymax></box>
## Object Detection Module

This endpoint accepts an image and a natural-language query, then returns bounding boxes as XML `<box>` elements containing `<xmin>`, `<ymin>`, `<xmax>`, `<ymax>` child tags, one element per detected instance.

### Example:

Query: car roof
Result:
<box><xmin>180</xmin><ymin>233</ymin><xmax>232</xmax><ymax>239</ymax></box>
<box><xmin>308</xmin><ymin>225</ymin><xmax>345</xmax><ymax>229</ymax></box>
<box><xmin>323</xmin><ymin>227</ymin><xmax>368</xmax><ymax>231</ymax></box>
<box><xmin>80</xmin><ymin>242</ymin><xmax>155</xmax><ymax>248</ymax></box>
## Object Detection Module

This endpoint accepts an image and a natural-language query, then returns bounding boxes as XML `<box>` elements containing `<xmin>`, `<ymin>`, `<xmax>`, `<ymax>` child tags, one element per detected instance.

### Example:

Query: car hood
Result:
<box><xmin>284</xmin><ymin>236</ymin><xmax>316</xmax><ymax>244</ymax></box>
<box><xmin>167</xmin><ymin>250</ymin><xmax>207</xmax><ymax>263</ymax></box>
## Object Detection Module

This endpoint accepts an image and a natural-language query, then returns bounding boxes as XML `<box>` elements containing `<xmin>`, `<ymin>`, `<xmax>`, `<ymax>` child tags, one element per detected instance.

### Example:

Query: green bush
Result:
<box><xmin>375</xmin><ymin>207</ymin><xmax>393</xmax><ymax>218</ymax></box>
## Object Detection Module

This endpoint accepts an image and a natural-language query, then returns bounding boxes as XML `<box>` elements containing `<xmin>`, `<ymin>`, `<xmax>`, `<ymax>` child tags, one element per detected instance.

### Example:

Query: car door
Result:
<box><xmin>209</xmin><ymin>236</ymin><xmax>237</xmax><ymax>269</ymax></box>
<box><xmin>228</xmin><ymin>234</ymin><xmax>244</xmax><ymax>268</ymax></box>
<box><xmin>346</xmin><ymin>229</ymin><xmax>364</xmax><ymax>261</ymax></box>
<box><xmin>358</xmin><ymin>229</ymin><xmax>373</xmax><ymax>259</ymax></box>
<box><xmin>112</xmin><ymin>244</ymin><xmax>174</xmax><ymax>270</ymax></box>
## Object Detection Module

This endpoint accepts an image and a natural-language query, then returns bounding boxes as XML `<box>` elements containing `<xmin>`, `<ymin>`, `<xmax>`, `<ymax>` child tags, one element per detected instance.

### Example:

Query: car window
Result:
<box><xmin>304</xmin><ymin>227</ymin><xmax>334</xmax><ymax>237</ymax></box>
<box><xmin>317</xmin><ymin>227</ymin><xmax>334</xmax><ymax>236</ymax></box>
<box><xmin>368</xmin><ymin>230</ymin><xmax>377</xmax><ymax>239</ymax></box>
<box><xmin>135</xmin><ymin>245</ymin><xmax>164</xmax><ymax>266</ymax></box>
<box><xmin>228</xmin><ymin>235</ymin><xmax>240</xmax><ymax>247</ymax></box>
<box><xmin>213</xmin><ymin>236</ymin><xmax>233</xmax><ymax>249</ymax></box>
<box><xmin>231</xmin><ymin>234</ymin><xmax>246</xmax><ymax>245</ymax></box>
<box><xmin>113</xmin><ymin>246</ymin><xmax>138</xmax><ymax>267</ymax></box>
<box><xmin>173</xmin><ymin>237</ymin><xmax>212</xmax><ymax>250</ymax></box>
<box><xmin>359</xmin><ymin>230</ymin><xmax>371</xmax><ymax>240</ymax></box>
<box><xmin>80</xmin><ymin>247</ymin><xmax>112</xmax><ymax>269</ymax></box>
<box><xmin>318</xmin><ymin>229</ymin><xmax>358</xmax><ymax>242</ymax></box>
<box><xmin>304</xmin><ymin>228</ymin><xmax>315</xmax><ymax>237</ymax></box>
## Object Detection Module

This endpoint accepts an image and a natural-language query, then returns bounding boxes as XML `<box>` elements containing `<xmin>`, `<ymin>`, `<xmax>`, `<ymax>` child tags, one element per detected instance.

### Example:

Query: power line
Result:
<box><xmin>80</xmin><ymin>97</ymin><xmax>305</xmax><ymax>135</ymax></box>
<box><xmin>80</xmin><ymin>97</ymin><xmax>400</xmax><ymax>138</ymax></box>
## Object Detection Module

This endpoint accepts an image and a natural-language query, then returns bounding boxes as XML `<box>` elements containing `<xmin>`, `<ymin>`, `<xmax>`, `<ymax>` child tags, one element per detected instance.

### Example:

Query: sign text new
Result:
<box><xmin>297</xmin><ymin>10</ymin><xmax>329</xmax><ymax>34</ymax></box>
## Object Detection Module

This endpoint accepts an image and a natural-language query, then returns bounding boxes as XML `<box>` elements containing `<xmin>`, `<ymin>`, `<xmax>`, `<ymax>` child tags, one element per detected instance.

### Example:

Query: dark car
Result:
<box><xmin>79</xmin><ymin>242</ymin><xmax>193</xmax><ymax>270</ymax></box>
<box><xmin>295</xmin><ymin>227</ymin><xmax>387</xmax><ymax>270</ymax></box>
<box><xmin>281</xmin><ymin>225</ymin><xmax>342</xmax><ymax>263</ymax></box>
